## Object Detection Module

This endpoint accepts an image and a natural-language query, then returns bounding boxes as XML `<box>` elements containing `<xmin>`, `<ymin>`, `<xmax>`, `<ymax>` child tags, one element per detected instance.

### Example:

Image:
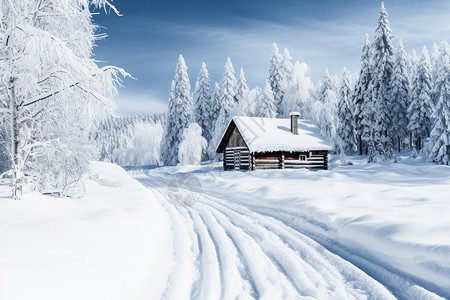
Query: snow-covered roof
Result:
<box><xmin>217</xmin><ymin>116</ymin><xmax>333</xmax><ymax>153</ymax></box>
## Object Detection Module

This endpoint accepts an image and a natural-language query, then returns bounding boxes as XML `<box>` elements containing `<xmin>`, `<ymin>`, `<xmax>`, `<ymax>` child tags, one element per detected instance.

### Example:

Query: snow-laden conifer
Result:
<box><xmin>407</xmin><ymin>46</ymin><xmax>434</xmax><ymax>150</ymax></box>
<box><xmin>337</xmin><ymin>68</ymin><xmax>357</xmax><ymax>155</ymax></box>
<box><xmin>268</xmin><ymin>43</ymin><xmax>292</xmax><ymax>117</ymax></box>
<box><xmin>234</xmin><ymin>68</ymin><xmax>250</xmax><ymax>116</ymax></box>
<box><xmin>257</xmin><ymin>82</ymin><xmax>277</xmax><ymax>118</ymax></box>
<box><xmin>193</xmin><ymin>62</ymin><xmax>213</xmax><ymax>144</ymax></box>
<box><xmin>313</xmin><ymin>69</ymin><xmax>339</xmax><ymax>149</ymax></box>
<box><xmin>426</xmin><ymin>54</ymin><xmax>450</xmax><ymax>164</ymax></box>
<box><xmin>370</xmin><ymin>2</ymin><xmax>395</xmax><ymax>161</ymax></box>
<box><xmin>161</xmin><ymin>55</ymin><xmax>194</xmax><ymax>166</ymax></box>
<box><xmin>284</xmin><ymin>62</ymin><xmax>315</xmax><ymax>118</ymax></box>
<box><xmin>353</xmin><ymin>34</ymin><xmax>373</xmax><ymax>155</ymax></box>
<box><xmin>391</xmin><ymin>39</ymin><xmax>411</xmax><ymax>152</ymax></box>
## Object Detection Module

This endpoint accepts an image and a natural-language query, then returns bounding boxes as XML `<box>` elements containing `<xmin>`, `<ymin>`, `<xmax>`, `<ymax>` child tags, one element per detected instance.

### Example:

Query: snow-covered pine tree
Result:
<box><xmin>0</xmin><ymin>0</ymin><xmax>125</xmax><ymax>199</ymax></box>
<box><xmin>234</xmin><ymin>68</ymin><xmax>250</xmax><ymax>116</ymax></box>
<box><xmin>212</xmin><ymin>58</ymin><xmax>237</xmax><ymax>137</ymax></box>
<box><xmin>408</xmin><ymin>50</ymin><xmax>419</xmax><ymax>84</ymax></box>
<box><xmin>257</xmin><ymin>82</ymin><xmax>277</xmax><ymax>118</ymax></box>
<box><xmin>269</xmin><ymin>43</ymin><xmax>283</xmax><ymax>116</ymax></box>
<box><xmin>337</xmin><ymin>68</ymin><xmax>357</xmax><ymax>155</ymax></box>
<box><xmin>313</xmin><ymin>69</ymin><xmax>339</xmax><ymax>149</ymax></box>
<box><xmin>268</xmin><ymin>43</ymin><xmax>292</xmax><ymax>117</ymax></box>
<box><xmin>178</xmin><ymin>123</ymin><xmax>207</xmax><ymax>165</ymax></box>
<box><xmin>426</xmin><ymin>48</ymin><xmax>450</xmax><ymax>164</ymax></box>
<box><xmin>391</xmin><ymin>39</ymin><xmax>410</xmax><ymax>152</ymax></box>
<box><xmin>193</xmin><ymin>62</ymin><xmax>213</xmax><ymax>147</ymax></box>
<box><xmin>353</xmin><ymin>34</ymin><xmax>373</xmax><ymax>155</ymax></box>
<box><xmin>369</xmin><ymin>2</ymin><xmax>395</xmax><ymax>161</ymax></box>
<box><xmin>209</xmin><ymin>58</ymin><xmax>238</xmax><ymax>159</ymax></box>
<box><xmin>161</xmin><ymin>55</ymin><xmax>194</xmax><ymax>166</ymax></box>
<box><xmin>284</xmin><ymin>62</ymin><xmax>315</xmax><ymax>118</ymax></box>
<box><xmin>279</xmin><ymin>48</ymin><xmax>294</xmax><ymax>117</ymax></box>
<box><xmin>407</xmin><ymin>46</ymin><xmax>434</xmax><ymax>151</ymax></box>
<box><xmin>431</xmin><ymin>41</ymin><xmax>450</xmax><ymax>106</ymax></box>
<box><xmin>431</xmin><ymin>43</ymin><xmax>440</xmax><ymax>84</ymax></box>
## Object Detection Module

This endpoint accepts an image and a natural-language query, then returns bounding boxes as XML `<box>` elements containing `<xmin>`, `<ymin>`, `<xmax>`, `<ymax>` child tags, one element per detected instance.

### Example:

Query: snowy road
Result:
<box><xmin>131</xmin><ymin>170</ymin><xmax>399</xmax><ymax>300</ymax></box>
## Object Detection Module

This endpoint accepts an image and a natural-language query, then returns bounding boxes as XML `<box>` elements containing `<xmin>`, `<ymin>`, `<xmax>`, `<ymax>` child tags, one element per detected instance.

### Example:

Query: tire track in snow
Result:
<box><xmin>139</xmin><ymin>175</ymin><xmax>255</xmax><ymax>299</ymax></box>
<box><xmin>201</xmin><ymin>195</ymin><xmax>395</xmax><ymax>299</ymax></box>
<box><xmin>199</xmin><ymin>189</ymin><xmax>445</xmax><ymax>300</ymax></box>
<box><xmin>133</xmin><ymin>170</ymin><xmax>440</xmax><ymax>300</ymax></box>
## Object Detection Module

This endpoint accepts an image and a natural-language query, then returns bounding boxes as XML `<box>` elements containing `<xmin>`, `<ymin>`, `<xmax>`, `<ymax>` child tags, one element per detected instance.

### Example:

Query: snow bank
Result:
<box><xmin>0</xmin><ymin>162</ymin><xmax>173</xmax><ymax>300</ymax></box>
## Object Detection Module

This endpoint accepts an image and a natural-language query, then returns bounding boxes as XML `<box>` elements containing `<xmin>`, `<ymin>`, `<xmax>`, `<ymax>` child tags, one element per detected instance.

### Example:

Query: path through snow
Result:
<box><xmin>131</xmin><ymin>169</ymin><xmax>399</xmax><ymax>300</ymax></box>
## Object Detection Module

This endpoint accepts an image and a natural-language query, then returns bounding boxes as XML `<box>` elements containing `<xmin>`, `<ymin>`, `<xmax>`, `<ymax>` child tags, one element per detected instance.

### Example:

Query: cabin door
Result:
<box><xmin>233</xmin><ymin>151</ymin><xmax>240</xmax><ymax>169</ymax></box>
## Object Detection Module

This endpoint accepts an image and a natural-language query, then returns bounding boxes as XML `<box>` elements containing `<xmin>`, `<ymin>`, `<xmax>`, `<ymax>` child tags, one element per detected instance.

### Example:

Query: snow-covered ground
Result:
<box><xmin>1</xmin><ymin>154</ymin><xmax>449</xmax><ymax>299</ymax></box>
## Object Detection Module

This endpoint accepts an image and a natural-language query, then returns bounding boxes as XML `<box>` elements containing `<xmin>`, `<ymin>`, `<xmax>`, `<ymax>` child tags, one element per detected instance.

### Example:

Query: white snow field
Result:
<box><xmin>1</xmin><ymin>154</ymin><xmax>449</xmax><ymax>300</ymax></box>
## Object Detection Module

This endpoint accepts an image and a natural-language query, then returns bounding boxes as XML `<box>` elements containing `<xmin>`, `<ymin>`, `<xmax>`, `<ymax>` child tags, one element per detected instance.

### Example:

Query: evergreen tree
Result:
<box><xmin>431</xmin><ymin>41</ymin><xmax>450</xmax><ymax>105</ymax></box>
<box><xmin>431</xmin><ymin>42</ymin><xmax>440</xmax><ymax>84</ymax></box>
<box><xmin>313</xmin><ymin>69</ymin><xmax>339</xmax><ymax>148</ymax></box>
<box><xmin>193</xmin><ymin>62</ymin><xmax>213</xmax><ymax>144</ymax></box>
<box><xmin>370</xmin><ymin>2</ymin><xmax>395</xmax><ymax>161</ymax></box>
<box><xmin>257</xmin><ymin>82</ymin><xmax>277</xmax><ymax>118</ymax></box>
<box><xmin>268</xmin><ymin>43</ymin><xmax>291</xmax><ymax>117</ymax></box>
<box><xmin>391</xmin><ymin>39</ymin><xmax>410</xmax><ymax>152</ymax></box>
<box><xmin>353</xmin><ymin>34</ymin><xmax>373</xmax><ymax>155</ymax></box>
<box><xmin>235</xmin><ymin>68</ymin><xmax>250</xmax><ymax>115</ymax></box>
<box><xmin>407</xmin><ymin>46</ymin><xmax>434</xmax><ymax>150</ymax></box>
<box><xmin>427</xmin><ymin>49</ymin><xmax>450</xmax><ymax>164</ymax></box>
<box><xmin>161</xmin><ymin>55</ymin><xmax>194</xmax><ymax>166</ymax></box>
<box><xmin>209</xmin><ymin>58</ymin><xmax>238</xmax><ymax>160</ymax></box>
<box><xmin>207</xmin><ymin>82</ymin><xmax>221</xmax><ymax>159</ymax></box>
<box><xmin>337</xmin><ymin>68</ymin><xmax>357</xmax><ymax>155</ymax></box>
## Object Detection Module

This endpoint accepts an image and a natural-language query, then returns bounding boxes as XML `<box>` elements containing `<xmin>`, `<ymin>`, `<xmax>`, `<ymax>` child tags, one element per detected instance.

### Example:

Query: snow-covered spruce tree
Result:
<box><xmin>284</xmin><ymin>62</ymin><xmax>315</xmax><ymax>119</ymax></box>
<box><xmin>431</xmin><ymin>41</ymin><xmax>450</xmax><ymax>106</ymax></box>
<box><xmin>0</xmin><ymin>0</ymin><xmax>125</xmax><ymax>199</ymax></box>
<box><xmin>257</xmin><ymin>82</ymin><xmax>277</xmax><ymax>118</ymax></box>
<box><xmin>268</xmin><ymin>43</ymin><xmax>292</xmax><ymax>117</ymax></box>
<box><xmin>369</xmin><ymin>2</ymin><xmax>395</xmax><ymax>161</ymax></box>
<box><xmin>234</xmin><ymin>68</ymin><xmax>250</xmax><ymax>116</ymax></box>
<box><xmin>391</xmin><ymin>39</ymin><xmax>411</xmax><ymax>152</ymax></box>
<box><xmin>161</xmin><ymin>55</ymin><xmax>194</xmax><ymax>166</ymax></box>
<box><xmin>337</xmin><ymin>68</ymin><xmax>357</xmax><ymax>155</ymax></box>
<box><xmin>353</xmin><ymin>34</ymin><xmax>373</xmax><ymax>155</ymax></box>
<box><xmin>431</xmin><ymin>43</ymin><xmax>440</xmax><ymax>84</ymax></box>
<box><xmin>313</xmin><ymin>69</ymin><xmax>339</xmax><ymax>149</ymax></box>
<box><xmin>178</xmin><ymin>123</ymin><xmax>207</xmax><ymax>165</ymax></box>
<box><xmin>426</xmin><ymin>51</ymin><xmax>450</xmax><ymax>164</ymax></box>
<box><xmin>193</xmin><ymin>62</ymin><xmax>213</xmax><ymax>148</ymax></box>
<box><xmin>407</xmin><ymin>46</ymin><xmax>434</xmax><ymax>151</ymax></box>
<box><xmin>209</xmin><ymin>58</ymin><xmax>238</xmax><ymax>159</ymax></box>
<box><xmin>269</xmin><ymin>43</ymin><xmax>283</xmax><ymax>116</ymax></box>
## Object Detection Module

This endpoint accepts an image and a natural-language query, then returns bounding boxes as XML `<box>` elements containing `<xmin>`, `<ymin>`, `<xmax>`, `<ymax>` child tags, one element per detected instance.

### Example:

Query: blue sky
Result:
<box><xmin>93</xmin><ymin>0</ymin><xmax>450</xmax><ymax>116</ymax></box>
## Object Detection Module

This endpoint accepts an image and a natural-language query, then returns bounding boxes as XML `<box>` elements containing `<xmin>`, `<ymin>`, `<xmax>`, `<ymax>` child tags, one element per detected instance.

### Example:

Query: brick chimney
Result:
<box><xmin>289</xmin><ymin>112</ymin><xmax>300</xmax><ymax>135</ymax></box>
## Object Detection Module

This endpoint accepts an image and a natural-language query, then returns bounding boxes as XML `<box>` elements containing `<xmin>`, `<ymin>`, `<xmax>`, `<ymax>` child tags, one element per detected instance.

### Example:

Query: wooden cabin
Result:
<box><xmin>216</xmin><ymin>113</ymin><xmax>332</xmax><ymax>171</ymax></box>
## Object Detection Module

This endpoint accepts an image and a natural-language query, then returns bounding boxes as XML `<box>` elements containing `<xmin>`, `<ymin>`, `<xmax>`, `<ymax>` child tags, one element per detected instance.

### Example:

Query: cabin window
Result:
<box><xmin>299</xmin><ymin>155</ymin><xmax>306</xmax><ymax>161</ymax></box>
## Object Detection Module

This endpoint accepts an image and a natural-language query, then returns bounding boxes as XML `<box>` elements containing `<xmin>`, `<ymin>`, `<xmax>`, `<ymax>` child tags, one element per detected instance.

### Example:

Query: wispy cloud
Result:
<box><xmin>95</xmin><ymin>0</ymin><xmax>450</xmax><ymax>115</ymax></box>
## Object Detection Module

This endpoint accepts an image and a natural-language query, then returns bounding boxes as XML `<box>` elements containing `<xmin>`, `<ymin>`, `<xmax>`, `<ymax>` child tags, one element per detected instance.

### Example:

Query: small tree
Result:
<box><xmin>178</xmin><ymin>123</ymin><xmax>207</xmax><ymax>165</ymax></box>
